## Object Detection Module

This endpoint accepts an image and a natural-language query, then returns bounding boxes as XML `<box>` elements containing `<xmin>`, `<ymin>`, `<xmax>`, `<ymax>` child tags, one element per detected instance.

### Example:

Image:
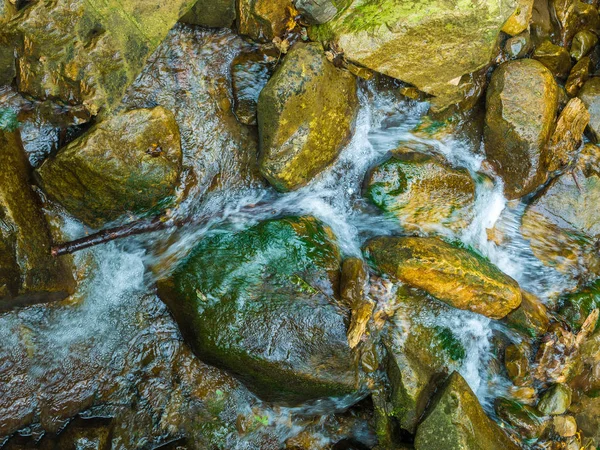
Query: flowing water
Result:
<box><xmin>0</xmin><ymin>26</ymin><xmax>575</xmax><ymax>449</ymax></box>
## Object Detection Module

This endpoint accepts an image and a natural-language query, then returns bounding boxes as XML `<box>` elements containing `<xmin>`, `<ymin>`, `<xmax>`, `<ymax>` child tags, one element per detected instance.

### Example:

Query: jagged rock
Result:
<box><xmin>532</xmin><ymin>40</ymin><xmax>572</xmax><ymax>80</ymax></box>
<box><xmin>484</xmin><ymin>59</ymin><xmax>559</xmax><ymax>199</ymax></box>
<box><xmin>578</xmin><ymin>77</ymin><xmax>600</xmax><ymax>142</ymax></box>
<box><xmin>505</xmin><ymin>291</ymin><xmax>550</xmax><ymax>338</ymax></box>
<box><xmin>553</xmin><ymin>0</ymin><xmax>600</xmax><ymax>47</ymax></box>
<box><xmin>7</xmin><ymin>0</ymin><xmax>198</xmax><ymax>115</ymax></box>
<box><xmin>238</xmin><ymin>0</ymin><xmax>294</xmax><ymax>42</ymax></box>
<box><xmin>502</xmin><ymin>0</ymin><xmax>535</xmax><ymax>36</ymax></box>
<box><xmin>365</xmin><ymin>150</ymin><xmax>475</xmax><ymax>235</ymax></box>
<box><xmin>566</xmin><ymin>56</ymin><xmax>592</xmax><ymax>97</ymax></box>
<box><xmin>157</xmin><ymin>216</ymin><xmax>358</xmax><ymax>403</ymax></box>
<box><xmin>258</xmin><ymin>42</ymin><xmax>358</xmax><ymax>191</ymax></box>
<box><xmin>414</xmin><ymin>372</ymin><xmax>519</xmax><ymax>450</ymax></box>
<box><xmin>0</xmin><ymin>130</ymin><xmax>75</xmax><ymax>309</ymax></box>
<box><xmin>179</xmin><ymin>0</ymin><xmax>236</xmax><ymax>28</ymax></box>
<box><xmin>364</xmin><ymin>236</ymin><xmax>522</xmax><ymax>319</ymax></box>
<box><xmin>340</xmin><ymin>257</ymin><xmax>372</xmax><ymax>349</ymax></box>
<box><xmin>559</xmin><ymin>279</ymin><xmax>600</xmax><ymax>333</ymax></box>
<box><xmin>546</xmin><ymin>98</ymin><xmax>590</xmax><ymax>173</ymax></box>
<box><xmin>294</xmin><ymin>0</ymin><xmax>338</xmax><ymax>24</ymax></box>
<box><xmin>36</xmin><ymin>107</ymin><xmax>182</xmax><ymax>228</ymax></box>
<box><xmin>310</xmin><ymin>0</ymin><xmax>518</xmax><ymax>108</ymax></box>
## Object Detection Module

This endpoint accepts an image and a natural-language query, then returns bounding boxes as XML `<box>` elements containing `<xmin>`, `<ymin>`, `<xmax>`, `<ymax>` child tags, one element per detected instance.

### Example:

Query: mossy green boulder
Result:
<box><xmin>310</xmin><ymin>0</ymin><xmax>518</xmax><ymax>108</ymax></box>
<box><xmin>157</xmin><ymin>216</ymin><xmax>358</xmax><ymax>403</ymax></box>
<box><xmin>36</xmin><ymin>107</ymin><xmax>182</xmax><ymax>228</ymax></box>
<box><xmin>0</xmin><ymin>130</ymin><xmax>75</xmax><ymax>309</ymax></box>
<box><xmin>179</xmin><ymin>0</ymin><xmax>236</xmax><ymax>28</ymax></box>
<box><xmin>366</xmin><ymin>150</ymin><xmax>475</xmax><ymax>234</ymax></box>
<box><xmin>258</xmin><ymin>42</ymin><xmax>358</xmax><ymax>191</ymax></box>
<box><xmin>8</xmin><ymin>0</ymin><xmax>197</xmax><ymax>114</ymax></box>
<box><xmin>364</xmin><ymin>236</ymin><xmax>522</xmax><ymax>319</ymax></box>
<box><xmin>414</xmin><ymin>372</ymin><xmax>519</xmax><ymax>450</ymax></box>
<box><xmin>484</xmin><ymin>59</ymin><xmax>559</xmax><ymax>199</ymax></box>
<box><xmin>386</xmin><ymin>287</ymin><xmax>466</xmax><ymax>433</ymax></box>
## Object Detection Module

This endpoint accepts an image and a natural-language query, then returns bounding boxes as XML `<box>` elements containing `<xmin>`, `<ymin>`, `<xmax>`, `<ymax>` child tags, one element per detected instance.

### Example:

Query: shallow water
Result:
<box><xmin>0</xmin><ymin>25</ymin><xmax>575</xmax><ymax>449</ymax></box>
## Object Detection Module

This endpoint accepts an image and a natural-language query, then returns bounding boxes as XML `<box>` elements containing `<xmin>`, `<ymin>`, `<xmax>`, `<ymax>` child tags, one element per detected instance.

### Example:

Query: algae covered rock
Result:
<box><xmin>484</xmin><ymin>59</ymin><xmax>559</xmax><ymax>199</ymax></box>
<box><xmin>8</xmin><ymin>0</ymin><xmax>198</xmax><ymax>114</ymax></box>
<box><xmin>179</xmin><ymin>0</ymin><xmax>236</xmax><ymax>28</ymax></box>
<box><xmin>310</xmin><ymin>0</ymin><xmax>518</xmax><ymax>107</ymax></box>
<box><xmin>559</xmin><ymin>279</ymin><xmax>600</xmax><ymax>333</ymax></box>
<box><xmin>157</xmin><ymin>216</ymin><xmax>358</xmax><ymax>403</ymax></box>
<box><xmin>578</xmin><ymin>77</ymin><xmax>600</xmax><ymax>142</ymax></box>
<box><xmin>36</xmin><ymin>107</ymin><xmax>182</xmax><ymax>228</ymax></box>
<box><xmin>364</xmin><ymin>236</ymin><xmax>522</xmax><ymax>319</ymax></box>
<box><xmin>258</xmin><ymin>42</ymin><xmax>358</xmax><ymax>191</ymax></box>
<box><xmin>532</xmin><ymin>40</ymin><xmax>572</xmax><ymax>79</ymax></box>
<box><xmin>238</xmin><ymin>0</ymin><xmax>294</xmax><ymax>42</ymax></box>
<box><xmin>365</xmin><ymin>150</ymin><xmax>475</xmax><ymax>234</ymax></box>
<box><xmin>0</xmin><ymin>130</ymin><xmax>74</xmax><ymax>309</ymax></box>
<box><xmin>414</xmin><ymin>372</ymin><xmax>519</xmax><ymax>450</ymax></box>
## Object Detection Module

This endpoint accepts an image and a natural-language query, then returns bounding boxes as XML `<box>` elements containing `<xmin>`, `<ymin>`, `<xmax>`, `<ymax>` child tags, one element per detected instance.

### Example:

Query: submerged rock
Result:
<box><xmin>365</xmin><ymin>150</ymin><xmax>475</xmax><ymax>235</ymax></box>
<box><xmin>0</xmin><ymin>130</ymin><xmax>75</xmax><ymax>309</ymax></box>
<box><xmin>179</xmin><ymin>0</ymin><xmax>236</xmax><ymax>28</ymax></box>
<box><xmin>505</xmin><ymin>291</ymin><xmax>550</xmax><ymax>338</ymax></box>
<box><xmin>157</xmin><ymin>216</ymin><xmax>358</xmax><ymax>403</ymax></box>
<box><xmin>578</xmin><ymin>77</ymin><xmax>600</xmax><ymax>142</ymax></box>
<box><xmin>258</xmin><ymin>42</ymin><xmax>358</xmax><ymax>191</ymax></box>
<box><xmin>484</xmin><ymin>59</ymin><xmax>559</xmax><ymax>199</ymax></box>
<box><xmin>495</xmin><ymin>398</ymin><xmax>547</xmax><ymax>440</ymax></box>
<box><xmin>7</xmin><ymin>0</ymin><xmax>197</xmax><ymax>114</ymax></box>
<box><xmin>414</xmin><ymin>372</ymin><xmax>519</xmax><ymax>450</ymax></box>
<box><xmin>36</xmin><ymin>107</ymin><xmax>182</xmax><ymax>228</ymax></box>
<box><xmin>559</xmin><ymin>279</ymin><xmax>600</xmax><ymax>333</ymax></box>
<box><xmin>310</xmin><ymin>0</ymin><xmax>518</xmax><ymax>108</ymax></box>
<box><xmin>364</xmin><ymin>236</ymin><xmax>522</xmax><ymax>319</ymax></box>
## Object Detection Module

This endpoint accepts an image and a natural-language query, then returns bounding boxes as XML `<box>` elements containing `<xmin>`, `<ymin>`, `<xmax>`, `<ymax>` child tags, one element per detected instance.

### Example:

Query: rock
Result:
<box><xmin>521</xmin><ymin>154</ymin><xmax>600</xmax><ymax>281</ymax></box>
<box><xmin>386</xmin><ymin>287</ymin><xmax>466</xmax><ymax>433</ymax></box>
<box><xmin>546</xmin><ymin>98</ymin><xmax>590</xmax><ymax>173</ymax></box>
<box><xmin>179</xmin><ymin>0</ymin><xmax>236</xmax><ymax>28</ymax></box>
<box><xmin>231</xmin><ymin>49</ymin><xmax>276</xmax><ymax>126</ymax></box>
<box><xmin>571</xmin><ymin>30</ymin><xmax>599</xmax><ymax>61</ymax></box>
<box><xmin>0</xmin><ymin>0</ymin><xmax>15</xmax><ymax>86</ymax></box>
<box><xmin>572</xmin><ymin>395</ymin><xmax>600</xmax><ymax>443</ymax></box>
<box><xmin>537</xmin><ymin>384</ymin><xmax>572</xmax><ymax>415</ymax></box>
<box><xmin>559</xmin><ymin>279</ymin><xmax>600</xmax><ymax>333</ymax></box>
<box><xmin>7</xmin><ymin>0</ymin><xmax>198</xmax><ymax>115</ymax></box>
<box><xmin>532</xmin><ymin>40</ymin><xmax>572</xmax><ymax>80</ymax></box>
<box><xmin>495</xmin><ymin>398</ymin><xmax>547</xmax><ymax>440</ymax></box>
<box><xmin>238</xmin><ymin>0</ymin><xmax>294</xmax><ymax>42</ymax></box>
<box><xmin>505</xmin><ymin>291</ymin><xmax>550</xmax><ymax>338</ymax></box>
<box><xmin>530</xmin><ymin>0</ymin><xmax>554</xmax><ymax>44</ymax></box>
<box><xmin>414</xmin><ymin>372</ymin><xmax>519</xmax><ymax>450</ymax></box>
<box><xmin>504</xmin><ymin>342</ymin><xmax>532</xmax><ymax>386</ymax></box>
<box><xmin>554</xmin><ymin>415</ymin><xmax>578</xmax><ymax>437</ymax></box>
<box><xmin>553</xmin><ymin>0</ymin><xmax>600</xmax><ymax>48</ymax></box>
<box><xmin>0</xmin><ymin>130</ymin><xmax>75</xmax><ymax>310</ymax></box>
<box><xmin>294</xmin><ymin>0</ymin><xmax>338</xmax><ymax>24</ymax></box>
<box><xmin>310</xmin><ymin>0</ymin><xmax>518</xmax><ymax>108</ymax></box>
<box><xmin>484</xmin><ymin>59</ymin><xmax>559</xmax><ymax>199</ymax></box>
<box><xmin>365</xmin><ymin>236</ymin><xmax>522</xmax><ymax>319</ymax></box>
<box><xmin>505</xmin><ymin>32</ymin><xmax>533</xmax><ymax>60</ymax></box>
<box><xmin>579</xmin><ymin>77</ymin><xmax>600</xmax><ymax>142</ymax></box>
<box><xmin>567</xmin><ymin>57</ymin><xmax>592</xmax><ymax>97</ymax></box>
<box><xmin>157</xmin><ymin>216</ymin><xmax>358</xmax><ymax>403</ymax></box>
<box><xmin>502</xmin><ymin>0</ymin><xmax>535</xmax><ymax>36</ymax></box>
<box><xmin>36</xmin><ymin>107</ymin><xmax>182</xmax><ymax>228</ymax></box>
<box><xmin>258</xmin><ymin>42</ymin><xmax>358</xmax><ymax>191</ymax></box>
<box><xmin>340</xmin><ymin>257</ymin><xmax>372</xmax><ymax>349</ymax></box>
<box><xmin>365</xmin><ymin>150</ymin><xmax>475</xmax><ymax>235</ymax></box>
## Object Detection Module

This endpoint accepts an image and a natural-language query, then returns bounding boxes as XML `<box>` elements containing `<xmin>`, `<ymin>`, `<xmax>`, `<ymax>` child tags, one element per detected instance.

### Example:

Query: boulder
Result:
<box><xmin>157</xmin><ymin>216</ymin><xmax>358</xmax><ymax>403</ymax></box>
<box><xmin>7</xmin><ymin>0</ymin><xmax>198</xmax><ymax>115</ymax></box>
<box><xmin>238</xmin><ymin>0</ymin><xmax>294</xmax><ymax>42</ymax></box>
<box><xmin>365</xmin><ymin>150</ymin><xmax>475</xmax><ymax>235</ymax></box>
<box><xmin>179</xmin><ymin>0</ymin><xmax>236</xmax><ymax>28</ymax></box>
<box><xmin>36</xmin><ymin>107</ymin><xmax>182</xmax><ymax>228</ymax></box>
<box><xmin>532</xmin><ymin>40</ymin><xmax>572</xmax><ymax>80</ymax></box>
<box><xmin>414</xmin><ymin>372</ymin><xmax>519</xmax><ymax>450</ymax></box>
<box><xmin>0</xmin><ymin>130</ymin><xmax>75</xmax><ymax>309</ymax></box>
<box><xmin>310</xmin><ymin>0</ymin><xmax>518</xmax><ymax>108</ymax></box>
<box><xmin>294</xmin><ymin>0</ymin><xmax>339</xmax><ymax>24</ymax></box>
<box><xmin>578</xmin><ymin>77</ymin><xmax>600</xmax><ymax>142</ymax></box>
<box><xmin>364</xmin><ymin>236</ymin><xmax>522</xmax><ymax>319</ymax></box>
<box><xmin>484</xmin><ymin>59</ymin><xmax>559</xmax><ymax>199</ymax></box>
<box><xmin>258</xmin><ymin>42</ymin><xmax>358</xmax><ymax>191</ymax></box>
<box><xmin>521</xmin><ymin>147</ymin><xmax>600</xmax><ymax>281</ymax></box>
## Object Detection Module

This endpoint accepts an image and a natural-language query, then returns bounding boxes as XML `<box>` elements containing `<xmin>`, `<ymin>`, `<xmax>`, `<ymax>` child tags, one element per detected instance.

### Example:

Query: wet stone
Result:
<box><xmin>566</xmin><ymin>57</ymin><xmax>592</xmax><ymax>97</ymax></box>
<box><xmin>537</xmin><ymin>384</ymin><xmax>572</xmax><ymax>415</ymax></box>
<box><xmin>532</xmin><ymin>40</ymin><xmax>572</xmax><ymax>80</ymax></box>
<box><xmin>179</xmin><ymin>0</ymin><xmax>236</xmax><ymax>28</ymax></box>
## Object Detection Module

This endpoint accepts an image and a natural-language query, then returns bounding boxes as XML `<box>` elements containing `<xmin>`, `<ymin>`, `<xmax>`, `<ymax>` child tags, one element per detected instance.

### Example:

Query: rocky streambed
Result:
<box><xmin>1</xmin><ymin>0</ymin><xmax>600</xmax><ymax>449</ymax></box>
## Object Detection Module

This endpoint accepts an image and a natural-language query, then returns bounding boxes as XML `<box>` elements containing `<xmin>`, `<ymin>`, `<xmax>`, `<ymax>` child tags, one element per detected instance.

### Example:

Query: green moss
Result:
<box><xmin>433</xmin><ymin>326</ymin><xmax>466</xmax><ymax>361</ymax></box>
<box><xmin>559</xmin><ymin>279</ymin><xmax>600</xmax><ymax>333</ymax></box>
<box><xmin>0</xmin><ymin>109</ymin><xmax>19</xmax><ymax>132</ymax></box>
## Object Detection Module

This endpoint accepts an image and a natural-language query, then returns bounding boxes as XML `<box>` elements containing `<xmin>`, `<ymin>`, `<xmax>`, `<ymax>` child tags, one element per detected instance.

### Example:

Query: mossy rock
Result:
<box><xmin>157</xmin><ymin>216</ymin><xmax>358</xmax><ymax>403</ymax></box>
<box><xmin>505</xmin><ymin>290</ymin><xmax>550</xmax><ymax>338</ymax></box>
<box><xmin>532</xmin><ymin>40</ymin><xmax>572</xmax><ymax>79</ymax></box>
<box><xmin>365</xmin><ymin>151</ymin><xmax>475</xmax><ymax>234</ymax></box>
<box><xmin>385</xmin><ymin>287</ymin><xmax>466</xmax><ymax>433</ymax></box>
<box><xmin>414</xmin><ymin>372</ymin><xmax>519</xmax><ymax>450</ymax></box>
<box><xmin>0</xmin><ymin>130</ymin><xmax>75</xmax><ymax>309</ymax></box>
<box><xmin>559</xmin><ymin>279</ymin><xmax>600</xmax><ymax>333</ymax></box>
<box><xmin>7</xmin><ymin>0</ymin><xmax>198</xmax><ymax>114</ymax></box>
<box><xmin>36</xmin><ymin>107</ymin><xmax>182</xmax><ymax>228</ymax></box>
<box><xmin>310</xmin><ymin>0</ymin><xmax>518</xmax><ymax>108</ymax></box>
<box><xmin>179</xmin><ymin>0</ymin><xmax>236</xmax><ymax>28</ymax></box>
<box><xmin>484</xmin><ymin>58</ymin><xmax>559</xmax><ymax>199</ymax></box>
<box><xmin>258</xmin><ymin>42</ymin><xmax>358</xmax><ymax>191</ymax></box>
<box><xmin>364</xmin><ymin>236</ymin><xmax>522</xmax><ymax>319</ymax></box>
